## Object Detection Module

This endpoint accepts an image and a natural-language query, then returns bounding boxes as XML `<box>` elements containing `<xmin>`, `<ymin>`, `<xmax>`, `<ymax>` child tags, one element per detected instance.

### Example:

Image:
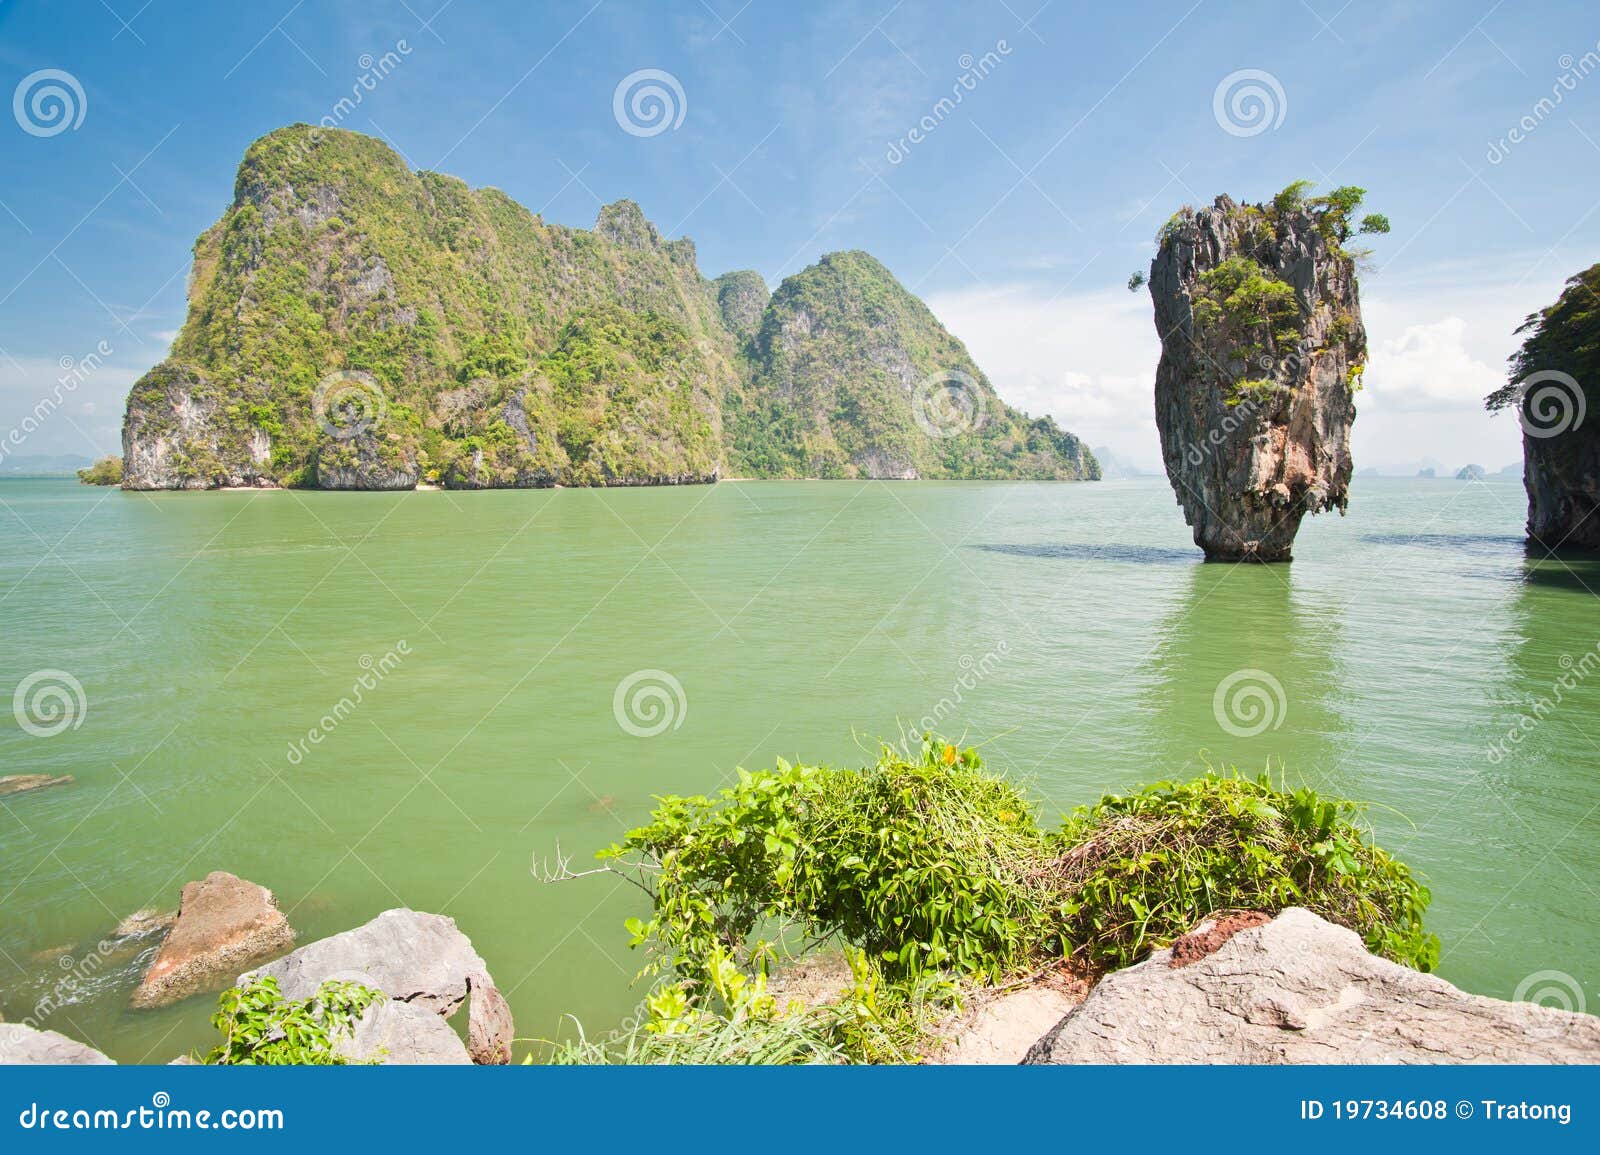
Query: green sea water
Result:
<box><xmin>1</xmin><ymin>475</ymin><xmax>1596</xmax><ymax>1061</ymax></box>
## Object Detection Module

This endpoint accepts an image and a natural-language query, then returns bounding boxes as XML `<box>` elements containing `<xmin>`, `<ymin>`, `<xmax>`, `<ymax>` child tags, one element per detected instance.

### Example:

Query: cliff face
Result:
<box><xmin>121</xmin><ymin>125</ymin><xmax>1096</xmax><ymax>490</ymax></box>
<box><xmin>1488</xmin><ymin>263</ymin><xmax>1600</xmax><ymax>551</ymax></box>
<box><xmin>1149</xmin><ymin>194</ymin><xmax>1364</xmax><ymax>561</ymax></box>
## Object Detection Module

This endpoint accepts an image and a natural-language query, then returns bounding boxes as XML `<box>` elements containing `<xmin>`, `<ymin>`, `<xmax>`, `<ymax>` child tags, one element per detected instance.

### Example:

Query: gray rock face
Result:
<box><xmin>313</xmin><ymin>433</ymin><xmax>419</xmax><ymax>490</ymax></box>
<box><xmin>131</xmin><ymin>872</ymin><xmax>294</xmax><ymax>1008</ymax></box>
<box><xmin>0</xmin><ymin>1024</ymin><xmax>115</xmax><ymax>1065</ymax></box>
<box><xmin>1150</xmin><ymin>195</ymin><xmax>1362</xmax><ymax>561</ymax></box>
<box><xmin>121</xmin><ymin>365</ymin><xmax>278</xmax><ymax>490</ymax></box>
<box><xmin>241</xmin><ymin>908</ymin><xmax>512</xmax><ymax>1065</ymax></box>
<box><xmin>1025</xmin><ymin>908</ymin><xmax>1600</xmax><ymax>1064</ymax></box>
<box><xmin>335</xmin><ymin>999</ymin><xmax>471</xmax><ymax>1065</ymax></box>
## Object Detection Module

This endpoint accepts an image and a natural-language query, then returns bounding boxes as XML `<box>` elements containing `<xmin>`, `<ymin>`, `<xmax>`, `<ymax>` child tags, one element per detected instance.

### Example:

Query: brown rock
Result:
<box><xmin>467</xmin><ymin>973</ymin><xmax>514</xmax><ymax>1064</ymax></box>
<box><xmin>130</xmin><ymin>872</ymin><xmax>294</xmax><ymax>1008</ymax></box>
<box><xmin>0</xmin><ymin>774</ymin><xmax>73</xmax><ymax>797</ymax></box>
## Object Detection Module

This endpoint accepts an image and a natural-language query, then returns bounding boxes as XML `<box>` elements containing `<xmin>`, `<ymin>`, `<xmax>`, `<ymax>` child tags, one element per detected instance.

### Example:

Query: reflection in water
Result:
<box><xmin>971</xmin><ymin>542</ymin><xmax>1197</xmax><ymax>565</ymax></box>
<box><xmin>1140</xmin><ymin>563</ymin><xmax>1346</xmax><ymax>787</ymax></box>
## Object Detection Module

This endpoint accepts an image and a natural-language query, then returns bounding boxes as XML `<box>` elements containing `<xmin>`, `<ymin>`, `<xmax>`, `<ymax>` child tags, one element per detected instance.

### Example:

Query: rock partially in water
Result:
<box><xmin>1025</xmin><ymin>908</ymin><xmax>1600</xmax><ymax>1064</ymax></box>
<box><xmin>130</xmin><ymin>872</ymin><xmax>294</xmax><ymax>1009</ymax></box>
<box><xmin>113</xmin><ymin>908</ymin><xmax>176</xmax><ymax>941</ymax></box>
<box><xmin>1149</xmin><ymin>193</ymin><xmax>1364</xmax><ymax>561</ymax></box>
<box><xmin>241</xmin><ymin>908</ymin><xmax>513</xmax><ymax>1065</ymax></box>
<box><xmin>1487</xmin><ymin>261</ymin><xmax>1600</xmax><ymax>551</ymax></box>
<box><xmin>0</xmin><ymin>1023</ymin><xmax>115</xmax><ymax>1065</ymax></box>
<box><xmin>0</xmin><ymin>774</ymin><xmax>73</xmax><ymax>797</ymax></box>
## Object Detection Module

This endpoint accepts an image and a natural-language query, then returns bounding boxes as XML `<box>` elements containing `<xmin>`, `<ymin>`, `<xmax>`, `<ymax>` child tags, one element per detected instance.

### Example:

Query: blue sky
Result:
<box><xmin>2</xmin><ymin>0</ymin><xmax>1598</xmax><ymax>471</ymax></box>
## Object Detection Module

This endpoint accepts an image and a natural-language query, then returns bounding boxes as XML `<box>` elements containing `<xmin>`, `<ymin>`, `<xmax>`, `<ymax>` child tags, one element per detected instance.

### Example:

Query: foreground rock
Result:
<box><xmin>1025</xmin><ymin>908</ymin><xmax>1600</xmax><ymax>1064</ymax></box>
<box><xmin>1149</xmin><ymin>192</ymin><xmax>1366</xmax><ymax>561</ymax></box>
<box><xmin>241</xmin><ymin>908</ymin><xmax>512</xmax><ymax>1065</ymax></box>
<box><xmin>0</xmin><ymin>774</ymin><xmax>73</xmax><ymax>797</ymax></box>
<box><xmin>0</xmin><ymin>1024</ymin><xmax>114</xmax><ymax>1065</ymax></box>
<box><xmin>130</xmin><ymin>872</ymin><xmax>294</xmax><ymax>1008</ymax></box>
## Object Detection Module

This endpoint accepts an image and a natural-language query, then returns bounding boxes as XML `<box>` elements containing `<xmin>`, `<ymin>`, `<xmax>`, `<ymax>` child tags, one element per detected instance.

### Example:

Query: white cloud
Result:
<box><xmin>1362</xmin><ymin>316</ymin><xmax>1501</xmax><ymax>409</ymax></box>
<box><xmin>926</xmin><ymin>281</ymin><xmax>1162</xmax><ymax>468</ymax></box>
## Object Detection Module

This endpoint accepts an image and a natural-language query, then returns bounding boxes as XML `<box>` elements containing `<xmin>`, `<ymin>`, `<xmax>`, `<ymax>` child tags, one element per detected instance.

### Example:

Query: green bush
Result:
<box><xmin>1054</xmin><ymin>773</ymin><xmax>1437</xmax><ymax>970</ymax></box>
<box><xmin>201</xmin><ymin>975</ymin><xmax>385</xmax><ymax>1065</ymax></box>
<box><xmin>604</xmin><ymin>739</ymin><xmax>1057</xmax><ymax>985</ymax></box>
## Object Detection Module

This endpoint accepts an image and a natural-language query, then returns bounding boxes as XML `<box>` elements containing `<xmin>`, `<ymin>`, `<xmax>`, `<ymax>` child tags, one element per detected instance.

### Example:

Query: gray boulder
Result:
<box><xmin>335</xmin><ymin>999</ymin><xmax>470</xmax><ymax>1065</ymax></box>
<box><xmin>1026</xmin><ymin>908</ymin><xmax>1600</xmax><ymax>1064</ymax></box>
<box><xmin>0</xmin><ymin>1024</ymin><xmax>115</xmax><ymax>1065</ymax></box>
<box><xmin>241</xmin><ymin>909</ymin><xmax>512</xmax><ymax>1065</ymax></box>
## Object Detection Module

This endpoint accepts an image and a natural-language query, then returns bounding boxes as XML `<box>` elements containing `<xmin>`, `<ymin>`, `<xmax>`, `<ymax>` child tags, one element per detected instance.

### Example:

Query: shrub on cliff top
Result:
<box><xmin>599</xmin><ymin>741</ymin><xmax>1437</xmax><ymax>988</ymax></box>
<box><xmin>1053</xmin><ymin>774</ymin><xmax>1437</xmax><ymax>971</ymax></box>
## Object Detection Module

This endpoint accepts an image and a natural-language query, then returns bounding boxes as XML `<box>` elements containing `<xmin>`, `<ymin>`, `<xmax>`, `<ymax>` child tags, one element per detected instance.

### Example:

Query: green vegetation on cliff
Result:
<box><xmin>76</xmin><ymin>456</ymin><xmax>122</xmax><ymax>485</ymax></box>
<box><xmin>731</xmin><ymin>251</ymin><xmax>1098</xmax><ymax>480</ymax></box>
<box><xmin>122</xmin><ymin>125</ymin><xmax>1097</xmax><ymax>489</ymax></box>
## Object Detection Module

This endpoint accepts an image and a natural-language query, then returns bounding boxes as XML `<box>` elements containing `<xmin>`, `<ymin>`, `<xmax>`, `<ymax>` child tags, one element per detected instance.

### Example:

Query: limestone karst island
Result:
<box><xmin>2</xmin><ymin>6</ymin><xmax>1598</xmax><ymax>1132</ymax></box>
